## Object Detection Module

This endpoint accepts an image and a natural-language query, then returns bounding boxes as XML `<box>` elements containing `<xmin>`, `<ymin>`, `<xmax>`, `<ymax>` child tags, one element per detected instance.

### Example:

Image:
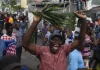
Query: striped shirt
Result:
<box><xmin>82</xmin><ymin>34</ymin><xmax>91</xmax><ymax>57</ymax></box>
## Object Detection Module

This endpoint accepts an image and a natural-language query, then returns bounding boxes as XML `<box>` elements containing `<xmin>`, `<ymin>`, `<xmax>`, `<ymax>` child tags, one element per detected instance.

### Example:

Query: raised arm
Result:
<box><xmin>23</xmin><ymin>15</ymin><xmax>41</xmax><ymax>55</ymax></box>
<box><xmin>71</xmin><ymin>11</ymin><xmax>87</xmax><ymax>51</ymax></box>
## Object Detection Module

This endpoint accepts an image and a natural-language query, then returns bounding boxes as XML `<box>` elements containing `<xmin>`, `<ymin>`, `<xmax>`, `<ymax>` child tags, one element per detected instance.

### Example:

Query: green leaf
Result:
<box><xmin>32</xmin><ymin>4</ymin><xmax>76</xmax><ymax>28</ymax></box>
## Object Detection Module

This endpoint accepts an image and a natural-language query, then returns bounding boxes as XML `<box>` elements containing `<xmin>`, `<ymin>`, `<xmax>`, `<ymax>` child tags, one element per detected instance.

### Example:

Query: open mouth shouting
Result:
<box><xmin>49</xmin><ymin>35</ymin><xmax>63</xmax><ymax>53</ymax></box>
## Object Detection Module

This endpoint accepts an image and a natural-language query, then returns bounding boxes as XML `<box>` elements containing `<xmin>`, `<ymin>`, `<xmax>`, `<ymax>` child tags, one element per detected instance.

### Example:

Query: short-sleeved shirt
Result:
<box><xmin>68</xmin><ymin>49</ymin><xmax>84</xmax><ymax>70</ymax></box>
<box><xmin>9</xmin><ymin>17</ymin><xmax>13</xmax><ymax>24</ymax></box>
<box><xmin>5</xmin><ymin>17</ymin><xmax>9</xmax><ymax>23</ymax></box>
<box><xmin>82</xmin><ymin>34</ymin><xmax>91</xmax><ymax>57</ymax></box>
<box><xmin>36</xmin><ymin>44</ymin><xmax>71</xmax><ymax>70</ymax></box>
<box><xmin>65</xmin><ymin>34</ymin><xmax>73</xmax><ymax>44</ymax></box>
<box><xmin>1</xmin><ymin>33</ymin><xmax>16</xmax><ymax>55</ymax></box>
<box><xmin>14</xmin><ymin>28</ymin><xmax>23</xmax><ymax>48</ymax></box>
<box><xmin>0</xmin><ymin>39</ymin><xmax>6</xmax><ymax>59</ymax></box>
<box><xmin>41</xmin><ymin>27</ymin><xmax>48</xmax><ymax>36</ymax></box>
<box><xmin>45</xmin><ymin>31</ymin><xmax>51</xmax><ymax>45</ymax></box>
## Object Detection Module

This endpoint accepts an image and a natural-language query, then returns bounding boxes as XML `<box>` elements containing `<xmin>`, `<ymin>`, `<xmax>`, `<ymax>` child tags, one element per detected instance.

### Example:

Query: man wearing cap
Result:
<box><xmin>0</xmin><ymin>55</ymin><xmax>28</xmax><ymax>70</ymax></box>
<box><xmin>0</xmin><ymin>55</ymin><xmax>21</xmax><ymax>70</ymax></box>
<box><xmin>23</xmin><ymin>11</ymin><xmax>87</xmax><ymax>70</ymax></box>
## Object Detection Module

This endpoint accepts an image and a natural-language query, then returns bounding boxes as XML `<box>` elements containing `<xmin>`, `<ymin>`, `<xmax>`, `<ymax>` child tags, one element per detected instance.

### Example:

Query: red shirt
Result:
<box><xmin>36</xmin><ymin>44</ymin><xmax>71</xmax><ymax>70</ymax></box>
<box><xmin>5</xmin><ymin>17</ymin><xmax>9</xmax><ymax>23</ymax></box>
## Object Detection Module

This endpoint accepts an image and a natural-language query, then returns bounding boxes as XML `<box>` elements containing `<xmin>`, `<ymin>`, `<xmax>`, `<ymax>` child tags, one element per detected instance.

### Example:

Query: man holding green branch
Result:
<box><xmin>23</xmin><ymin>11</ymin><xmax>87</xmax><ymax>70</ymax></box>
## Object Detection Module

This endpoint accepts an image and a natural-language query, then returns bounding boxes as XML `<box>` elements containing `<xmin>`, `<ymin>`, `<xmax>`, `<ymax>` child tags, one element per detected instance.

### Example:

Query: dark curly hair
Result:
<box><xmin>5</xmin><ymin>23</ymin><xmax>13</xmax><ymax>30</ymax></box>
<box><xmin>0</xmin><ymin>55</ymin><xmax>21</xmax><ymax>70</ymax></box>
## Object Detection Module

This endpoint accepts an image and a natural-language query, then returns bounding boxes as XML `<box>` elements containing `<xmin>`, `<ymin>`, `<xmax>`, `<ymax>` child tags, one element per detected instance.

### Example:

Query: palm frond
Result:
<box><xmin>32</xmin><ymin>4</ymin><xmax>76</xmax><ymax>27</ymax></box>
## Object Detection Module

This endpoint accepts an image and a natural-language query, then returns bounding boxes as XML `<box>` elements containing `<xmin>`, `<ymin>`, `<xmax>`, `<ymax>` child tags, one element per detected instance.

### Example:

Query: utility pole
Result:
<box><xmin>69</xmin><ymin>0</ymin><xmax>71</xmax><ymax>12</ymax></box>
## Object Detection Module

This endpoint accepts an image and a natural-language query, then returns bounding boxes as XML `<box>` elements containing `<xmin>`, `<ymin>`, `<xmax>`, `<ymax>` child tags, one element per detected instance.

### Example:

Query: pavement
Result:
<box><xmin>21</xmin><ymin>50</ymin><xmax>40</xmax><ymax>70</ymax></box>
<box><xmin>21</xmin><ymin>36</ymin><xmax>42</xmax><ymax>70</ymax></box>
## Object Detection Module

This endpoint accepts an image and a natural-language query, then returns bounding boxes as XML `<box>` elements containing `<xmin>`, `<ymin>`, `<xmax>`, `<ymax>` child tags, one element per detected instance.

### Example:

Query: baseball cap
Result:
<box><xmin>0</xmin><ymin>55</ymin><xmax>21</xmax><ymax>70</ymax></box>
<box><xmin>50</xmin><ymin>34</ymin><xmax>63</xmax><ymax>41</ymax></box>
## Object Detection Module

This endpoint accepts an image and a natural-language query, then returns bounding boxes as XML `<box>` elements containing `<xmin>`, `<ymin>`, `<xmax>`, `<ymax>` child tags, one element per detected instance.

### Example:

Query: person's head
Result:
<box><xmin>0</xmin><ymin>55</ymin><xmax>21</xmax><ymax>70</ymax></box>
<box><xmin>86</xmin><ymin>26</ymin><xmax>93</xmax><ymax>35</ymax></box>
<box><xmin>15</xmin><ymin>22</ymin><xmax>20</xmax><ymax>30</ymax></box>
<box><xmin>67</xmin><ymin>28</ymin><xmax>72</xmax><ymax>38</ymax></box>
<box><xmin>55</xmin><ymin>26</ymin><xmax>58</xmax><ymax>30</ymax></box>
<box><xmin>43</xmin><ymin>21</ymin><xmax>48</xmax><ymax>27</ymax></box>
<box><xmin>67</xmin><ymin>28</ymin><xmax>72</xmax><ymax>33</ymax></box>
<box><xmin>76</xmin><ymin>43</ymin><xmax>85</xmax><ymax>51</ymax></box>
<box><xmin>86</xmin><ymin>20</ymin><xmax>91</xmax><ymax>27</ymax></box>
<box><xmin>9</xmin><ymin>14</ymin><xmax>12</xmax><ymax>17</ymax></box>
<box><xmin>5</xmin><ymin>23</ymin><xmax>13</xmax><ymax>34</ymax></box>
<box><xmin>7</xmin><ymin>14</ymin><xmax>9</xmax><ymax>17</ymax></box>
<box><xmin>49</xmin><ymin>25</ymin><xmax>55</xmax><ymax>33</ymax></box>
<box><xmin>44</xmin><ymin>23</ymin><xmax>48</xmax><ymax>27</ymax></box>
<box><xmin>86</xmin><ymin>20</ymin><xmax>90</xmax><ymax>24</ymax></box>
<box><xmin>0</xmin><ymin>24</ymin><xmax>3</xmax><ymax>34</ymax></box>
<box><xmin>49</xmin><ymin>34</ymin><xmax>63</xmax><ymax>54</ymax></box>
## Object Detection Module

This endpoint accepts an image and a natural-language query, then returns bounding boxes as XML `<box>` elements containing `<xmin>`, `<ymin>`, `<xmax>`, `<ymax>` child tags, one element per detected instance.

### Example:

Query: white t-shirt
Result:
<box><xmin>45</xmin><ymin>31</ymin><xmax>51</xmax><ymax>45</ymax></box>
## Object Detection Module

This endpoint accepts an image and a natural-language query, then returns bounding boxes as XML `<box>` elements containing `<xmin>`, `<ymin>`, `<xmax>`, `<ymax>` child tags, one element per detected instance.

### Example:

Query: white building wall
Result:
<box><xmin>86</xmin><ymin>0</ymin><xmax>100</xmax><ymax>10</ymax></box>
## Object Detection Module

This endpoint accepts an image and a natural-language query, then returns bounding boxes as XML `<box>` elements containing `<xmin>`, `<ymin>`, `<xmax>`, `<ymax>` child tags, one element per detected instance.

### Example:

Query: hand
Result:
<box><xmin>74</xmin><ymin>11</ymin><xmax>86</xmax><ymax>19</ymax></box>
<box><xmin>34</xmin><ymin>15</ymin><xmax>41</xmax><ymax>22</ymax></box>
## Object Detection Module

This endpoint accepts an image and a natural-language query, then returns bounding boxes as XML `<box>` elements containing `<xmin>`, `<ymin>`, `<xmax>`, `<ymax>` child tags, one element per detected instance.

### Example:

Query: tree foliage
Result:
<box><xmin>1</xmin><ymin>0</ymin><xmax>23</xmax><ymax>11</ymax></box>
<box><xmin>64</xmin><ymin>13</ymin><xmax>76</xmax><ymax>29</ymax></box>
<box><xmin>10</xmin><ymin>0</ymin><xmax>17</xmax><ymax>6</ymax></box>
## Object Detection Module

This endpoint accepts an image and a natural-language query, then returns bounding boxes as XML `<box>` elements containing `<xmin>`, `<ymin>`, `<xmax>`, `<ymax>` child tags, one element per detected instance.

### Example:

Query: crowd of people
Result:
<box><xmin>0</xmin><ymin>10</ymin><xmax>100</xmax><ymax>70</ymax></box>
<box><xmin>0</xmin><ymin>12</ymin><xmax>28</xmax><ymax>70</ymax></box>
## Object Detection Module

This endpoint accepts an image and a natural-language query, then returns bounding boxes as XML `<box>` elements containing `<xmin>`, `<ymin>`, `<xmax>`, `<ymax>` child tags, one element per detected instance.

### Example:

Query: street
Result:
<box><xmin>3</xmin><ymin>29</ymin><xmax>40</xmax><ymax>70</ymax></box>
<box><xmin>21</xmin><ymin>36</ymin><xmax>41</xmax><ymax>70</ymax></box>
<box><xmin>21</xmin><ymin>49</ymin><xmax>40</xmax><ymax>70</ymax></box>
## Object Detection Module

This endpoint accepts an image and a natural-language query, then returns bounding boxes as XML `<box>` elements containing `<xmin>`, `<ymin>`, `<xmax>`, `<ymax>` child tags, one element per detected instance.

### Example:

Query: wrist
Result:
<box><xmin>33</xmin><ymin>20</ymin><xmax>39</xmax><ymax>24</ymax></box>
<box><xmin>81</xmin><ymin>18</ymin><xmax>86</xmax><ymax>22</ymax></box>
